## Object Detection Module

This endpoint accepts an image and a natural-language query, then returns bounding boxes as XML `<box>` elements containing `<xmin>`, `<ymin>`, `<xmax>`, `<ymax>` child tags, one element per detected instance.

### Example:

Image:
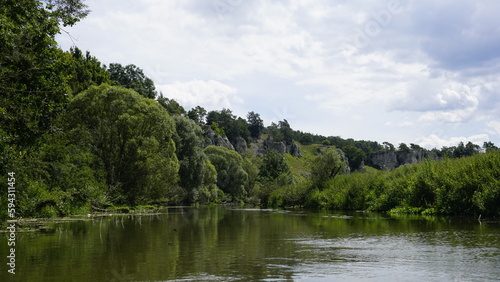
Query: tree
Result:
<box><xmin>187</xmin><ymin>106</ymin><xmax>207</xmax><ymax>124</ymax></box>
<box><xmin>158</xmin><ymin>96</ymin><xmax>186</xmax><ymax>116</ymax></box>
<box><xmin>410</xmin><ymin>143</ymin><xmax>423</xmax><ymax>151</ymax></box>
<box><xmin>483</xmin><ymin>141</ymin><xmax>498</xmax><ymax>153</ymax></box>
<box><xmin>13</xmin><ymin>130</ymin><xmax>107</xmax><ymax>217</ymax></box>
<box><xmin>206</xmin><ymin>109</ymin><xmax>250</xmax><ymax>144</ymax></box>
<box><xmin>398</xmin><ymin>143</ymin><xmax>411</xmax><ymax>152</ymax></box>
<box><xmin>453</xmin><ymin>142</ymin><xmax>466</xmax><ymax>158</ymax></box>
<box><xmin>64</xmin><ymin>47</ymin><xmax>110</xmax><ymax>96</ymax></box>
<box><xmin>172</xmin><ymin>115</ymin><xmax>215</xmax><ymax>203</ymax></box>
<box><xmin>258</xmin><ymin>148</ymin><xmax>291</xmax><ymax>181</ymax></box>
<box><xmin>60</xmin><ymin>84</ymin><xmax>179</xmax><ymax>205</ymax></box>
<box><xmin>247</xmin><ymin>111</ymin><xmax>264</xmax><ymax>139</ymax></box>
<box><xmin>267</xmin><ymin>123</ymin><xmax>284</xmax><ymax>142</ymax></box>
<box><xmin>464</xmin><ymin>141</ymin><xmax>480</xmax><ymax>157</ymax></box>
<box><xmin>0</xmin><ymin>0</ymin><xmax>74</xmax><ymax>148</ymax></box>
<box><xmin>204</xmin><ymin>145</ymin><xmax>248</xmax><ymax>201</ymax></box>
<box><xmin>241</xmin><ymin>152</ymin><xmax>260</xmax><ymax>194</ymax></box>
<box><xmin>310</xmin><ymin>147</ymin><xmax>347</xmax><ymax>187</ymax></box>
<box><xmin>44</xmin><ymin>0</ymin><xmax>90</xmax><ymax>27</ymax></box>
<box><xmin>383</xmin><ymin>142</ymin><xmax>395</xmax><ymax>151</ymax></box>
<box><xmin>107</xmin><ymin>63</ymin><xmax>157</xmax><ymax>99</ymax></box>
<box><xmin>278</xmin><ymin>119</ymin><xmax>294</xmax><ymax>144</ymax></box>
<box><xmin>300</xmin><ymin>134</ymin><xmax>314</xmax><ymax>145</ymax></box>
<box><xmin>342</xmin><ymin>145</ymin><xmax>366</xmax><ymax>171</ymax></box>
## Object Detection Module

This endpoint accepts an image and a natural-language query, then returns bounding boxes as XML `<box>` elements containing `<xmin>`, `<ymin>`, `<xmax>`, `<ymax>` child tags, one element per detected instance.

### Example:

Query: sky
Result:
<box><xmin>56</xmin><ymin>0</ymin><xmax>500</xmax><ymax>149</ymax></box>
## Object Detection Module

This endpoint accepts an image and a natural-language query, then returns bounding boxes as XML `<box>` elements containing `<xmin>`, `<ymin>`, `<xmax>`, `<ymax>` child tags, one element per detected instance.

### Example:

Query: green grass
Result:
<box><xmin>284</xmin><ymin>143</ymin><xmax>321</xmax><ymax>181</ymax></box>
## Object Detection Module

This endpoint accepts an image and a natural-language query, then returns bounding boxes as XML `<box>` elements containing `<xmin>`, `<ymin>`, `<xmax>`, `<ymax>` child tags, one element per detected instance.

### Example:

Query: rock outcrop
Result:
<box><xmin>202</xmin><ymin>125</ymin><xmax>303</xmax><ymax>157</ymax></box>
<box><xmin>203</xmin><ymin>126</ymin><xmax>234</xmax><ymax>151</ymax></box>
<box><xmin>234</xmin><ymin>137</ymin><xmax>248</xmax><ymax>153</ymax></box>
<box><xmin>287</xmin><ymin>141</ymin><xmax>302</xmax><ymax>157</ymax></box>
<box><xmin>263</xmin><ymin>139</ymin><xmax>286</xmax><ymax>154</ymax></box>
<box><xmin>366</xmin><ymin>150</ymin><xmax>438</xmax><ymax>170</ymax></box>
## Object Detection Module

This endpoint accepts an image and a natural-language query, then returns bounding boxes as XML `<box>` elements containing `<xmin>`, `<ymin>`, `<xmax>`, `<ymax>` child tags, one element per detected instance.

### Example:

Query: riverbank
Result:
<box><xmin>270</xmin><ymin>151</ymin><xmax>500</xmax><ymax>216</ymax></box>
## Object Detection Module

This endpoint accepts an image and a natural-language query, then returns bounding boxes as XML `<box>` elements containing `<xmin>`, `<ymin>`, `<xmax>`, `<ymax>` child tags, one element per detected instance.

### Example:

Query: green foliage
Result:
<box><xmin>158</xmin><ymin>96</ymin><xmax>186</xmax><ymax>116</ymax></box>
<box><xmin>210</xmin><ymin>122</ymin><xmax>225</xmax><ymax>136</ymax></box>
<box><xmin>0</xmin><ymin>0</ymin><xmax>71</xmax><ymax>148</ymax></box>
<box><xmin>241</xmin><ymin>152</ymin><xmax>260</xmax><ymax>194</ymax></box>
<box><xmin>278</xmin><ymin>120</ymin><xmax>294</xmax><ymax>144</ymax></box>
<box><xmin>61</xmin><ymin>84</ymin><xmax>179</xmax><ymax>205</ymax></box>
<box><xmin>304</xmin><ymin>151</ymin><xmax>500</xmax><ymax>215</ymax></box>
<box><xmin>64</xmin><ymin>47</ymin><xmax>110</xmax><ymax>96</ymax></box>
<box><xmin>259</xmin><ymin>149</ymin><xmax>291</xmax><ymax>181</ymax></box>
<box><xmin>187</xmin><ymin>106</ymin><xmax>207</xmax><ymax>124</ymax></box>
<box><xmin>198</xmin><ymin>159</ymin><xmax>219</xmax><ymax>203</ymax></box>
<box><xmin>266</xmin><ymin>123</ymin><xmax>284</xmax><ymax>142</ymax></box>
<box><xmin>7</xmin><ymin>131</ymin><xmax>107</xmax><ymax>217</ymax></box>
<box><xmin>268</xmin><ymin>181</ymin><xmax>310</xmax><ymax>208</ymax></box>
<box><xmin>342</xmin><ymin>145</ymin><xmax>365</xmax><ymax>171</ymax></box>
<box><xmin>398</xmin><ymin>143</ymin><xmax>411</xmax><ymax>152</ymax></box>
<box><xmin>310</xmin><ymin>147</ymin><xmax>347</xmax><ymax>188</ymax></box>
<box><xmin>172</xmin><ymin>115</ymin><xmax>216</xmax><ymax>203</ymax></box>
<box><xmin>204</xmin><ymin>145</ymin><xmax>248</xmax><ymax>201</ymax></box>
<box><xmin>107</xmin><ymin>63</ymin><xmax>157</xmax><ymax>99</ymax></box>
<box><xmin>206</xmin><ymin>109</ymin><xmax>250</xmax><ymax>144</ymax></box>
<box><xmin>253</xmin><ymin>149</ymin><xmax>294</xmax><ymax>204</ymax></box>
<box><xmin>44</xmin><ymin>0</ymin><xmax>90</xmax><ymax>27</ymax></box>
<box><xmin>247</xmin><ymin>111</ymin><xmax>264</xmax><ymax>139</ymax></box>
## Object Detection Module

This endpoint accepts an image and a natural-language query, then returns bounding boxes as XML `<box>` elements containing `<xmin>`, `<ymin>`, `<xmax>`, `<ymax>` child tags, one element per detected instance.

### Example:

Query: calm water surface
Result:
<box><xmin>2</xmin><ymin>207</ymin><xmax>499</xmax><ymax>281</ymax></box>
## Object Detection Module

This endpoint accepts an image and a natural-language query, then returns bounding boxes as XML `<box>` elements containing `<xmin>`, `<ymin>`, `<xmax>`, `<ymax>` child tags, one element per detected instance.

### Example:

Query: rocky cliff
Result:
<box><xmin>366</xmin><ymin>150</ymin><xmax>438</xmax><ymax>170</ymax></box>
<box><xmin>202</xmin><ymin>126</ymin><xmax>302</xmax><ymax>157</ymax></box>
<box><xmin>202</xmin><ymin>126</ymin><xmax>234</xmax><ymax>151</ymax></box>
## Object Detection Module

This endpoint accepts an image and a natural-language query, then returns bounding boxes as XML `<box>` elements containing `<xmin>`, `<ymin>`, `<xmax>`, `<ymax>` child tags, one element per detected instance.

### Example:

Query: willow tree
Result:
<box><xmin>172</xmin><ymin>115</ymin><xmax>217</xmax><ymax>203</ymax></box>
<box><xmin>204</xmin><ymin>145</ymin><xmax>248</xmax><ymax>201</ymax></box>
<box><xmin>310</xmin><ymin>147</ymin><xmax>348</xmax><ymax>188</ymax></box>
<box><xmin>60</xmin><ymin>84</ymin><xmax>179</xmax><ymax>205</ymax></box>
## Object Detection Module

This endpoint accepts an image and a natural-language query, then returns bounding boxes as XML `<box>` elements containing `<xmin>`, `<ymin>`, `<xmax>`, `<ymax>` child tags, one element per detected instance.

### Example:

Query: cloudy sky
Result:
<box><xmin>56</xmin><ymin>0</ymin><xmax>500</xmax><ymax>149</ymax></box>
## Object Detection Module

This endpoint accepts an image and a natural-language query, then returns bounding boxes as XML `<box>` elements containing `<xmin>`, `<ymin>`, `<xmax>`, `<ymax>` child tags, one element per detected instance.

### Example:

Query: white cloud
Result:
<box><xmin>385</xmin><ymin>121</ymin><xmax>413</xmax><ymax>127</ymax></box>
<box><xmin>157</xmin><ymin>80</ymin><xmax>242</xmax><ymax>111</ymax></box>
<box><xmin>487</xmin><ymin>121</ymin><xmax>500</xmax><ymax>136</ymax></box>
<box><xmin>416</xmin><ymin>134</ymin><xmax>489</xmax><ymax>149</ymax></box>
<box><xmin>55</xmin><ymin>0</ymin><xmax>500</xmax><ymax>147</ymax></box>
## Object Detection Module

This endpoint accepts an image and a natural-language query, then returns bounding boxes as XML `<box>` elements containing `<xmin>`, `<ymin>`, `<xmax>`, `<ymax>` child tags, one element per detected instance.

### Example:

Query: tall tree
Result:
<box><xmin>310</xmin><ymin>147</ymin><xmax>347</xmax><ymax>188</ymax></box>
<box><xmin>187</xmin><ymin>106</ymin><xmax>207</xmax><ymax>124</ymax></box>
<box><xmin>258</xmin><ymin>148</ymin><xmax>291</xmax><ymax>181</ymax></box>
<box><xmin>158</xmin><ymin>96</ymin><xmax>186</xmax><ymax>116</ymax></box>
<box><xmin>278</xmin><ymin>119</ymin><xmax>294</xmax><ymax>144</ymax></box>
<box><xmin>44</xmin><ymin>0</ymin><xmax>90</xmax><ymax>27</ymax></box>
<box><xmin>342</xmin><ymin>145</ymin><xmax>365</xmax><ymax>171</ymax></box>
<box><xmin>204</xmin><ymin>145</ymin><xmax>248</xmax><ymax>201</ymax></box>
<box><xmin>0</xmin><ymin>0</ymin><xmax>83</xmax><ymax>149</ymax></box>
<box><xmin>247</xmin><ymin>111</ymin><xmax>264</xmax><ymax>139</ymax></box>
<box><xmin>107</xmin><ymin>63</ymin><xmax>157</xmax><ymax>99</ymax></box>
<box><xmin>64</xmin><ymin>47</ymin><xmax>110</xmax><ymax>96</ymax></box>
<box><xmin>60</xmin><ymin>84</ymin><xmax>179</xmax><ymax>205</ymax></box>
<box><xmin>172</xmin><ymin>115</ymin><xmax>216</xmax><ymax>203</ymax></box>
<box><xmin>206</xmin><ymin>108</ymin><xmax>250</xmax><ymax>144</ymax></box>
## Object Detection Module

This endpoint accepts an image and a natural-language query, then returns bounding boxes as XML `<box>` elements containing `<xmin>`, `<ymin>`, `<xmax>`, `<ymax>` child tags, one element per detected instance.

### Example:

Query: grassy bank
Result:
<box><xmin>270</xmin><ymin>151</ymin><xmax>500</xmax><ymax>216</ymax></box>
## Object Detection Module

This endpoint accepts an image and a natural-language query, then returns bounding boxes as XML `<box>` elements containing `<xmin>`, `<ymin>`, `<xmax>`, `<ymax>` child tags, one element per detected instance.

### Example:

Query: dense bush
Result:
<box><xmin>269</xmin><ymin>151</ymin><xmax>500</xmax><ymax>216</ymax></box>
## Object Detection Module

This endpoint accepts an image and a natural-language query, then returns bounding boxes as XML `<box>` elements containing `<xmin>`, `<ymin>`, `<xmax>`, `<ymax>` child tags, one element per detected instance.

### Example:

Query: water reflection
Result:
<box><xmin>1</xmin><ymin>207</ymin><xmax>499</xmax><ymax>281</ymax></box>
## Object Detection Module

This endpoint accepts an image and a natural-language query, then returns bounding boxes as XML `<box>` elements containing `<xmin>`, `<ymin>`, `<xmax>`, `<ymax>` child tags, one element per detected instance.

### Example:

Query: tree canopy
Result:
<box><xmin>107</xmin><ymin>63</ymin><xmax>157</xmax><ymax>99</ymax></box>
<box><xmin>60</xmin><ymin>84</ymin><xmax>179</xmax><ymax>204</ymax></box>
<box><xmin>310</xmin><ymin>147</ymin><xmax>348</xmax><ymax>187</ymax></box>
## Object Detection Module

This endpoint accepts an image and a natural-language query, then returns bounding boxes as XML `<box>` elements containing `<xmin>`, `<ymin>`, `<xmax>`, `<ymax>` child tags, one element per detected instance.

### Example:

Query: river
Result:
<box><xmin>2</xmin><ymin>207</ymin><xmax>499</xmax><ymax>281</ymax></box>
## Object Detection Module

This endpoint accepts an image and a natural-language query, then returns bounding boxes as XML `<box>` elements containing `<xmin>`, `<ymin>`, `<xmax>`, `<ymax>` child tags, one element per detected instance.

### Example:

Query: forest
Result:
<box><xmin>1</xmin><ymin>0</ymin><xmax>499</xmax><ymax>221</ymax></box>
